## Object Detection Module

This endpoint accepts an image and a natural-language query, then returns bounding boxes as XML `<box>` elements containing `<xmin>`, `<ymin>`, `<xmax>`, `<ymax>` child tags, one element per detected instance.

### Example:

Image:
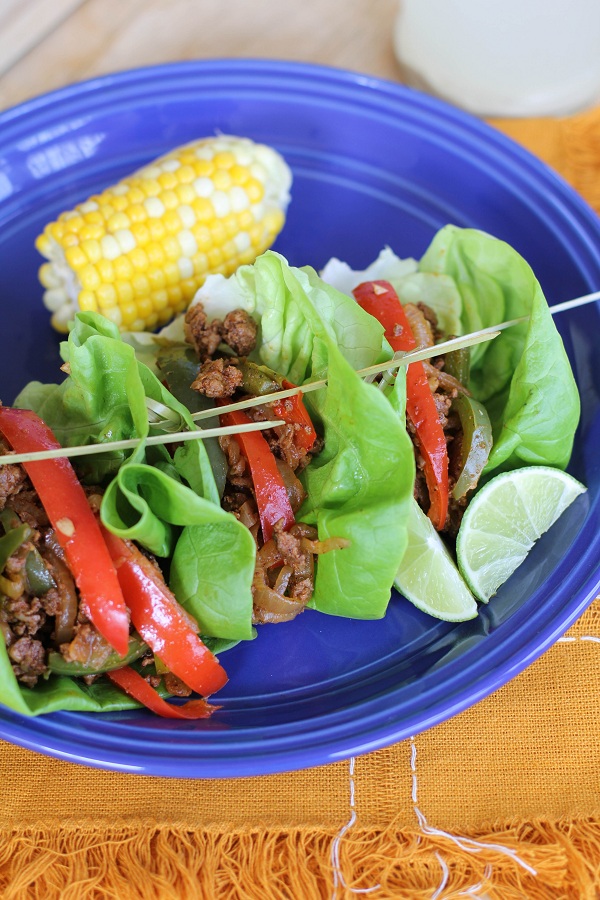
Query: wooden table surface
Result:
<box><xmin>0</xmin><ymin>0</ymin><xmax>402</xmax><ymax>111</ymax></box>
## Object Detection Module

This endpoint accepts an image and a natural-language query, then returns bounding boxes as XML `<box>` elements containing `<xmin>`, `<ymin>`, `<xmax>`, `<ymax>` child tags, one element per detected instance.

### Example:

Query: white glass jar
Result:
<box><xmin>393</xmin><ymin>0</ymin><xmax>600</xmax><ymax>117</ymax></box>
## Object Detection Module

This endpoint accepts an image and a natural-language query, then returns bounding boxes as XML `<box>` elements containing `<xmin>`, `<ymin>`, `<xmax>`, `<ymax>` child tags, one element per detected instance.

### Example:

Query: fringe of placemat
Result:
<box><xmin>1</xmin><ymin>816</ymin><xmax>600</xmax><ymax>899</ymax></box>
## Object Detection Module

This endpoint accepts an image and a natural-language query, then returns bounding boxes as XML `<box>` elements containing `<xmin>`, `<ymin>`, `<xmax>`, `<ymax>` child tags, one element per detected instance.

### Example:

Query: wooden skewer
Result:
<box><xmin>189</xmin><ymin>288</ymin><xmax>600</xmax><ymax>421</ymax></box>
<box><xmin>190</xmin><ymin>328</ymin><xmax>502</xmax><ymax>422</ymax></box>
<box><xmin>0</xmin><ymin>419</ymin><xmax>285</xmax><ymax>467</ymax></box>
<box><xmin>3</xmin><ymin>287</ymin><xmax>596</xmax><ymax>465</ymax></box>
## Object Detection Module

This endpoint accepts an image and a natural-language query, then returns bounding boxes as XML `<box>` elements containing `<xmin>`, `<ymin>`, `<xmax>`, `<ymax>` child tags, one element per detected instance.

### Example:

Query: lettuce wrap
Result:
<box><xmin>4</xmin><ymin>313</ymin><xmax>254</xmax><ymax>715</ymax></box>
<box><xmin>151</xmin><ymin>251</ymin><xmax>415</xmax><ymax>620</ymax></box>
<box><xmin>2</xmin><ymin>254</ymin><xmax>415</xmax><ymax>714</ymax></box>
<box><xmin>321</xmin><ymin>224</ymin><xmax>581</xmax><ymax>613</ymax></box>
<box><xmin>323</xmin><ymin>225</ymin><xmax>580</xmax><ymax>473</ymax></box>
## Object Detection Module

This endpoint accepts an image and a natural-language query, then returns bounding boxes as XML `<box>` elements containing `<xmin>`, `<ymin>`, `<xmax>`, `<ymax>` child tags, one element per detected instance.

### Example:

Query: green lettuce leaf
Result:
<box><xmin>7</xmin><ymin>312</ymin><xmax>255</xmax><ymax>715</ymax></box>
<box><xmin>419</xmin><ymin>225</ymin><xmax>580</xmax><ymax>471</ymax></box>
<box><xmin>189</xmin><ymin>252</ymin><xmax>415</xmax><ymax>619</ymax></box>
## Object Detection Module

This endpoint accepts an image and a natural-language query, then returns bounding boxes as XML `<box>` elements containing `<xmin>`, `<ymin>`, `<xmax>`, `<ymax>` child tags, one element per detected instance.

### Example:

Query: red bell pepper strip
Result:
<box><xmin>352</xmin><ymin>280</ymin><xmax>449</xmax><ymax>531</ymax></box>
<box><xmin>218</xmin><ymin>407</ymin><xmax>295</xmax><ymax>542</ymax></box>
<box><xmin>106</xmin><ymin>666</ymin><xmax>218</xmax><ymax>719</ymax></box>
<box><xmin>101</xmin><ymin>526</ymin><xmax>228</xmax><ymax>697</ymax></box>
<box><xmin>0</xmin><ymin>407</ymin><xmax>130</xmax><ymax>655</ymax></box>
<box><xmin>272</xmin><ymin>380</ymin><xmax>317</xmax><ymax>452</ymax></box>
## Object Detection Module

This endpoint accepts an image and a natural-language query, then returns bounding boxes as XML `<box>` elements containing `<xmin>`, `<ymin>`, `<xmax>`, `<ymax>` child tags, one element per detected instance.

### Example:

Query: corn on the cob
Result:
<box><xmin>36</xmin><ymin>135</ymin><xmax>292</xmax><ymax>332</ymax></box>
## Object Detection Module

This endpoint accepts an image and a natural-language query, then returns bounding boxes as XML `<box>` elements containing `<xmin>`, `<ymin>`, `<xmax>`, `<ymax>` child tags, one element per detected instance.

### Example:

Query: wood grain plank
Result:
<box><xmin>0</xmin><ymin>0</ymin><xmax>88</xmax><ymax>82</ymax></box>
<box><xmin>0</xmin><ymin>0</ymin><xmax>402</xmax><ymax>111</ymax></box>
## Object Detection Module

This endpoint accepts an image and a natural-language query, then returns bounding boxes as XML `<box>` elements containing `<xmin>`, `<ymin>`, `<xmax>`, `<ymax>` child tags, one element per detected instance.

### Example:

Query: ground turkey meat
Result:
<box><xmin>184</xmin><ymin>304</ymin><xmax>223</xmax><ymax>360</ymax></box>
<box><xmin>8</xmin><ymin>636</ymin><xmax>46</xmax><ymax>688</ymax></box>
<box><xmin>191</xmin><ymin>357</ymin><xmax>244</xmax><ymax>399</ymax></box>
<box><xmin>221</xmin><ymin>309</ymin><xmax>257</xmax><ymax>357</ymax></box>
<box><xmin>0</xmin><ymin>443</ymin><xmax>26</xmax><ymax>510</ymax></box>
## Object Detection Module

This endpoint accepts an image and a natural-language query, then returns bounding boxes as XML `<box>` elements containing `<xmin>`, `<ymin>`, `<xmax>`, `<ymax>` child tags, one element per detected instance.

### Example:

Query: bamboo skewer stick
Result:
<box><xmin>0</xmin><ymin>419</ymin><xmax>285</xmax><ymax>467</ymax></box>
<box><xmin>190</xmin><ymin>328</ymin><xmax>501</xmax><ymax>422</ymax></box>
<box><xmin>2</xmin><ymin>287</ymin><xmax>597</xmax><ymax>466</ymax></box>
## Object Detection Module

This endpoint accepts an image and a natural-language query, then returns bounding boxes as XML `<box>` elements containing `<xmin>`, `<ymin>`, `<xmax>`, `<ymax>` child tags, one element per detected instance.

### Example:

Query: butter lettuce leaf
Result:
<box><xmin>190</xmin><ymin>252</ymin><xmax>415</xmax><ymax>619</ymax></box>
<box><xmin>419</xmin><ymin>225</ymin><xmax>580</xmax><ymax>471</ymax></box>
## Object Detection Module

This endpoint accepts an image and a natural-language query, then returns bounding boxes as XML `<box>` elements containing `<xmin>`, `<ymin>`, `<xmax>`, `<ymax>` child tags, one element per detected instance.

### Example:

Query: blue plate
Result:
<box><xmin>0</xmin><ymin>60</ymin><xmax>598</xmax><ymax>777</ymax></box>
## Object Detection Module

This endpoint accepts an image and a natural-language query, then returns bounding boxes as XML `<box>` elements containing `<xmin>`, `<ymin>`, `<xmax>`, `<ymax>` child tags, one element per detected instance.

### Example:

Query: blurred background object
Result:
<box><xmin>393</xmin><ymin>0</ymin><xmax>600</xmax><ymax>117</ymax></box>
<box><xmin>0</xmin><ymin>0</ymin><xmax>399</xmax><ymax>111</ymax></box>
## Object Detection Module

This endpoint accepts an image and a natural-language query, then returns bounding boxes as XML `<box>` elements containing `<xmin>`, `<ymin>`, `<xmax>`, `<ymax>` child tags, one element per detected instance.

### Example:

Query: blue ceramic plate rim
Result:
<box><xmin>0</xmin><ymin>58</ymin><xmax>599</xmax><ymax>777</ymax></box>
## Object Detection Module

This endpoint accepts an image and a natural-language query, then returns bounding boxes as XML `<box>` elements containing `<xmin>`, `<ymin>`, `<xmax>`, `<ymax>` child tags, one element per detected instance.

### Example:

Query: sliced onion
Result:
<box><xmin>275</xmin><ymin>459</ymin><xmax>307</xmax><ymax>512</ymax></box>
<box><xmin>42</xmin><ymin>548</ymin><xmax>78</xmax><ymax>645</ymax></box>
<box><xmin>423</xmin><ymin>362</ymin><xmax>470</xmax><ymax>396</ymax></box>
<box><xmin>404</xmin><ymin>303</ymin><xmax>435</xmax><ymax>350</ymax></box>
<box><xmin>301</xmin><ymin>536</ymin><xmax>351</xmax><ymax>555</ymax></box>
<box><xmin>238</xmin><ymin>500</ymin><xmax>258</xmax><ymax>529</ymax></box>
<box><xmin>253</xmin><ymin>587</ymin><xmax>305</xmax><ymax>622</ymax></box>
<box><xmin>257</xmin><ymin>538</ymin><xmax>282</xmax><ymax>569</ymax></box>
<box><xmin>273</xmin><ymin>564</ymin><xmax>293</xmax><ymax>595</ymax></box>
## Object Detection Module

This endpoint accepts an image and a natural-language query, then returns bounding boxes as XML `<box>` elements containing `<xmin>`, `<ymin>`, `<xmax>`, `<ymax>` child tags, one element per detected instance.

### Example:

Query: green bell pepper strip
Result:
<box><xmin>0</xmin><ymin>524</ymin><xmax>32</xmax><ymax>572</ymax></box>
<box><xmin>47</xmin><ymin>634</ymin><xmax>148</xmax><ymax>677</ymax></box>
<box><xmin>24</xmin><ymin>549</ymin><xmax>56</xmax><ymax>596</ymax></box>
<box><xmin>451</xmin><ymin>394</ymin><xmax>493</xmax><ymax>500</ymax></box>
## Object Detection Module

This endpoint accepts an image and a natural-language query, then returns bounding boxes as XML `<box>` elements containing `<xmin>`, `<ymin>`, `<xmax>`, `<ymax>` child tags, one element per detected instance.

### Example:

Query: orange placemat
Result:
<box><xmin>1</xmin><ymin>109</ymin><xmax>600</xmax><ymax>900</ymax></box>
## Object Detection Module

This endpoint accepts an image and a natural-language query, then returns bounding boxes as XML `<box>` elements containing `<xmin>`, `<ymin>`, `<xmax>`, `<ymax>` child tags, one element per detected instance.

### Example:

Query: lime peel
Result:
<box><xmin>456</xmin><ymin>466</ymin><xmax>586</xmax><ymax>603</ymax></box>
<box><xmin>394</xmin><ymin>499</ymin><xmax>477</xmax><ymax>622</ymax></box>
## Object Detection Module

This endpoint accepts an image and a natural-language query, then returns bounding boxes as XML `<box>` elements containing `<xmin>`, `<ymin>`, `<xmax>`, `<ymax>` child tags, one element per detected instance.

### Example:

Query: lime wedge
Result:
<box><xmin>456</xmin><ymin>466</ymin><xmax>586</xmax><ymax>603</ymax></box>
<box><xmin>394</xmin><ymin>499</ymin><xmax>478</xmax><ymax>621</ymax></box>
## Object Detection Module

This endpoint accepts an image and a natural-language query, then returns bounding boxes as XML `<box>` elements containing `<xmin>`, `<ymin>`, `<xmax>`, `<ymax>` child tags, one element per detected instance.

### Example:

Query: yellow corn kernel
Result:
<box><xmin>166</xmin><ymin>285</ymin><xmax>183</xmax><ymax>306</ymax></box>
<box><xmin>194</xmin><ymin>225</ymin><xmax>213</xmax><ymax>253</ymax></box>
<box><xmin>213</xmin><ymin>169</ymin><xmax>232</xmax><ymax>191</ymax></box>
<box><xmin>130</xmin><ymin>222</ymin><xmax>150</xmax><ymax>246</ymax></box>
<box><xmin>132</xmin><ymin>275</ymin><xmax>151</xmax><ymax>297</ymax></box>
<box><xmin>80</xmin><ymin>240</ymin><xmax>102</xmax><ymax>265</ymax></box>
<box><xmin>107</xmin><ymin>212</ymin><xmax>130</xmax><ymax>233</ymax></box>
<box><xmin>193</xmin><ymin>159</ymin><xmax>214</xmax><ymax>178</ymax></box>
<box><xmin>193</xmin><ymin>197</ymin><xmax>214</xmax><ymax>222</ymax></box>
<box><xmin>162</xmin><ymin>237</ymin><xmax>181</xmax><ymax>262</ymax></box>
<box><xmin>114</xmin><ymin>256</ymin><xmax>134</xmax><ymax>280</ymax></box>
<box><xmin>230</xmin><ymin>165</ymin><xmax>250</xmax><ymax>185</ymax></box>
<box><xmin>147</xmin><ymin>219</ymin><xmax>166</xmax><ymax>242</ymax></box>
<box><xmin>152</xmin><ymin>290</ymin><xmax>169</xmax><ymax>311</ymax></box>
<box><xmin>130</xmin><ymin>248</ymin><xmax>149</xmax><ymax>271</ymax></box>
<box><xmin>80</xmin><ymin>224</ymin><xmax>104</xmax><ymax>242</ymax></box>
<box><xmin>65</xmin><ymin>246</ymin><xmax>88</xmax><ymax>270</ymax></box>
<box><xmin>160</xmin><ymin>190</ymin><xmax>179</xmax><ymax>211</ymax></box>
<box><xmin>128</xmin><ymin>204</ymin><xmax>147</xmax><ymax>224</ymax></box>
<box><xmin>176</xmin><ymin>183</ymin><xmax>196</xmax><ymax>205</ymax></box>
<box><xmin>83</xmin><ymin>211</ymin><xmax>104</xmax><ymax>225</ymax></box>
<box><xmin>146</xmin><ymin>243</ymin><xmax>165</xmax><ymax>267</ymax></box>
<box><xmin>163</xmin><ymin>210</ymin><xmax>182</xmax><ymax>234</ymax></box>
<box><xmin>158</xmin><ymin>171</ymin><xmax>178</xmax><ymax>190</ymax></box>
<box><xmin>120</xmin><ymin>302</ymin><xmax>139</xmax><ymax>326</ymax></box>
<box><xmin>97</xmin><ymin>284</ymin><xmax>118</xmax><ymax>309</ymax></box>
<box><xmin>148</xmin><ymin>269</ymin><xmax>166</xmax><ymax>291</ymax></box>
<box><xmin>78</xmin><ymin>290</ymin><xmax>98</xmax><ymax>311</ymax></box>
<box><xmin>246</xmin><ymin>179</ymin><xmax>264</xmax><ymax>203</ymax></box>
<box><xmin>177</xmin><ymin>165</ymin><xmax>196</xmax><ymax>184</ymax></box>
<box><xmin>207</xmin><ymin>247</ymin><xmax>223</xmax><ymax>269</ymax></box>
<box><xmin>39</xmin><ymin>263</ymin><xmax>57</xmax><ymax>288</ymax></box>
<box><xmin>36</xmin><ymin>135</ymin><xmax>291</xmax><ymax>332</ymax></box>
<box><xmin>102</xmin><ymin>307</ymin><xmax>123</xmax><ymax>327</ymax></box>
<box><xmin>214</xmin><ymin>151</ymin><xmax>236</xmax><ymax>169</ymax></box>
<box><xmin>115</xmin><ymin>281</ymin><xmax>134</xmax><ymax>304</ymax></box>
<box><xmin>97</xmin><ymin>259</ymin><xmax>115</xmax><ymax>283</ymax></box>
<box><xmin>163</xmin><ymin>262</ymin><xmax>180</xmax><ymax>286</ymax></box>
<box><xmin>135</xmin><ymin>297</ymin><xmax>154</xmax><ymax>321</ymax></box>
<box><xmin>237</xmin><ymin>209</ymin><xmax>254</xmax><ymax>230</ymax></box>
